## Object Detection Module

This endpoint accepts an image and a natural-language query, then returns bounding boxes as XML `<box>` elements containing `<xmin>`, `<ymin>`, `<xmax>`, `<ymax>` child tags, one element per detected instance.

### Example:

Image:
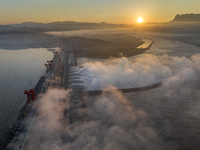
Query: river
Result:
<box><xmin>76</xmin><ymin>31</ymin><xmax>200</xmax><ymax>149</ymax></box>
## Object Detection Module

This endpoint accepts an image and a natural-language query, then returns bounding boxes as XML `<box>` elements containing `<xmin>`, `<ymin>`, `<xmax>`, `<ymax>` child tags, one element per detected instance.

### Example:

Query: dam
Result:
<box><xmin>1</xmin><ymin>43</ymin><xmax>162</xmax><ymax>149</ymax></box>
<box><xmin>0</xmin><ymin>46</ymin><xmax>88</xmax><ymax>149</ymax></box>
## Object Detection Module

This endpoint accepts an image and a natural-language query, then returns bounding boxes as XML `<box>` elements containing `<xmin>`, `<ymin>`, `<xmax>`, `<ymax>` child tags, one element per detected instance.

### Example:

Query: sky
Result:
<box><xmin>0</xmin><ymin>0</ymin><xmax>200</xmax><ymax>25</ymax></box>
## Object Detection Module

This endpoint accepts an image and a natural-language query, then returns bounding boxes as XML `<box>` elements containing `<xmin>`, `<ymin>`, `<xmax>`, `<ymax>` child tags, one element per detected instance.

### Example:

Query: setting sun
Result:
<box><xmin>137</xmin><ymin>17</ymin><xmax>143</xmax><ymax>23</ymax></box>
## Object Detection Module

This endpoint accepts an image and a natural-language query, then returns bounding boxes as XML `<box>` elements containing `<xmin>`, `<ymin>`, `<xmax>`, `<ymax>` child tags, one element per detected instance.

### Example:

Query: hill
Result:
<box><xmin>171</xmin><ymin>13</ymin><xmax>200</xmax><ymax>22</ymax></box>
<box><xmin>0</xmin><ymin>21</ymin><xmax>127</xmax><ymax>34</ymax></box>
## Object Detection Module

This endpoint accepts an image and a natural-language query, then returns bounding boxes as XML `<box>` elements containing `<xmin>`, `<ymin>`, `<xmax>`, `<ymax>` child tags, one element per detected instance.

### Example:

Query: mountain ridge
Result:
<box><xmin>0</xmin><ymin>21</ymin><xmax>127</xmax><ymax>33</ymax></box>
<box><xmin>171</xmin><ymin>13</ymin><xmax>200</xmax><ymax>22</ymax></box>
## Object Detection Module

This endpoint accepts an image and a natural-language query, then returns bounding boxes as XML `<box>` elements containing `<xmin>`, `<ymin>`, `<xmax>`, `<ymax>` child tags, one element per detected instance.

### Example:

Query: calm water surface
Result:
<box><xmin>0</xmin><ymin>48</ymin><xmax>53</xmax><ymax>142</ymax></box>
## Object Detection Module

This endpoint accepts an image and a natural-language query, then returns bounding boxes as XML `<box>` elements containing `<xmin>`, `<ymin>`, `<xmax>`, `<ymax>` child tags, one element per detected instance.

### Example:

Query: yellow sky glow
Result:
<box><xmin>0</xmin><ymin>0</ymin><xmax>200</xmax><ymax>25</ymax></box>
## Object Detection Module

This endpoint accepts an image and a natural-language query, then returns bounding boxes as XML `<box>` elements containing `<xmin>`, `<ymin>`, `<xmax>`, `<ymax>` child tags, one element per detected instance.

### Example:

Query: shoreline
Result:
<box><xmin>75</xmin><ymin>38</ymin><xmax>154</xmax><ymax>59</ymax></box>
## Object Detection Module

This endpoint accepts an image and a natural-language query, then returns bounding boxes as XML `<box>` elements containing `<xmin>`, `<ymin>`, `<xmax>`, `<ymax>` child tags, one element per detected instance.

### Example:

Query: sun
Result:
<box><xmin>137</xmin><ymin>17</ymin><xmax>143</xmax><ymax>23</ymax></box>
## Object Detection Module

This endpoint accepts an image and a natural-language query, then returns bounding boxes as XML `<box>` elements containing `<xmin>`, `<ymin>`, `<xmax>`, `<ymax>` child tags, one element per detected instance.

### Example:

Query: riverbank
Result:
<box><xmin>61</xmin><ymin>36</ymin><xmax>154</xmax><ymax>59</ymax></box>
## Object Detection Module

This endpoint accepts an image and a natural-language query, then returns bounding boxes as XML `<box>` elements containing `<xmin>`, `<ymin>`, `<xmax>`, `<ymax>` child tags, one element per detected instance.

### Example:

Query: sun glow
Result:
<box><xmin>137</xmin><ymin>17</ymin><xmax>143</xmax><ymax>23</ymax></box>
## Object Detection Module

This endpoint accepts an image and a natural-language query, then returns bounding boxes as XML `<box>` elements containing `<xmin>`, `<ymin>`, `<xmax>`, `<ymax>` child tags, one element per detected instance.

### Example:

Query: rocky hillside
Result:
<box><xmin>171</xmin><ymin>14</ymin><xmax>200</xmax><ymax>22</ymax></box>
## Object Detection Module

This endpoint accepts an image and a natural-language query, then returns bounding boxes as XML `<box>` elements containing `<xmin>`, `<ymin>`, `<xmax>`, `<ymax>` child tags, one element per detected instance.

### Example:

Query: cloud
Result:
<box><xmin>79</xmin><ymin>54</ymin><xmax>200</xmax><ymax>91</ymax></box>
<box><xmin>22</xmin><ymin>87</ymin><xmax>166</xmax><ymax>150</ymax></box>
<box><xmin>21</xmin><ymin>53</ymin><xmax>200</xmax><ymax>150</ymax></box>
<box><xmin>22</xmin><ymin>88</ymin><xmax>71</xmax><ymax>150</ymax></box>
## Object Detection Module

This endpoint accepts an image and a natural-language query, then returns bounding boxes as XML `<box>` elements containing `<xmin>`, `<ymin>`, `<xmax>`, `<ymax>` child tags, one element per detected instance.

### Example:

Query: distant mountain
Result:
<box><xmin>171</xmin><ymin>13</ymin><xmax>200</xmax><ymax>22</ymax></box>
<box><xmin>0</xmin><ymin>21</ymin><xmax>127</xmax><ymax>34</ymax></box>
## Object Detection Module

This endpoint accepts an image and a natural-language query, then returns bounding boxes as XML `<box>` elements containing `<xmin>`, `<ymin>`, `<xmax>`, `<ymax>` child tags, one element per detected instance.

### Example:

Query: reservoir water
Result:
<box><xmin>0</xmin><ymin>48</ymin><xmax>53</xmax><ymax>142</ymax></box>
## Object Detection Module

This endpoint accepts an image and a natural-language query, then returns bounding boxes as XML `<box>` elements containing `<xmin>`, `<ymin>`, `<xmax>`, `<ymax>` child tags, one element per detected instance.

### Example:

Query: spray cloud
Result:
<box><xmin>22</xmin><ymin>53</ymin><xmax>200</xmax><ymax>150</ymax></box>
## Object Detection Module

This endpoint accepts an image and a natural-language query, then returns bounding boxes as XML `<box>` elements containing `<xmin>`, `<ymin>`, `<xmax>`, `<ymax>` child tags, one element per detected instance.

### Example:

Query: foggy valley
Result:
<box><xmin>1</xmin><ymin>14</ymin><xmax>200</xmax><ymax>150</ymax></box>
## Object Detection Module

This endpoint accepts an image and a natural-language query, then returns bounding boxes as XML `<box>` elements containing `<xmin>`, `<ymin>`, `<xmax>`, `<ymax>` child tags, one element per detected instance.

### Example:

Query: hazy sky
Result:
<box><xmin>0</xmin><ymin>0</ymin><xmax>200</xmax><ymax>24</ymax></box>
